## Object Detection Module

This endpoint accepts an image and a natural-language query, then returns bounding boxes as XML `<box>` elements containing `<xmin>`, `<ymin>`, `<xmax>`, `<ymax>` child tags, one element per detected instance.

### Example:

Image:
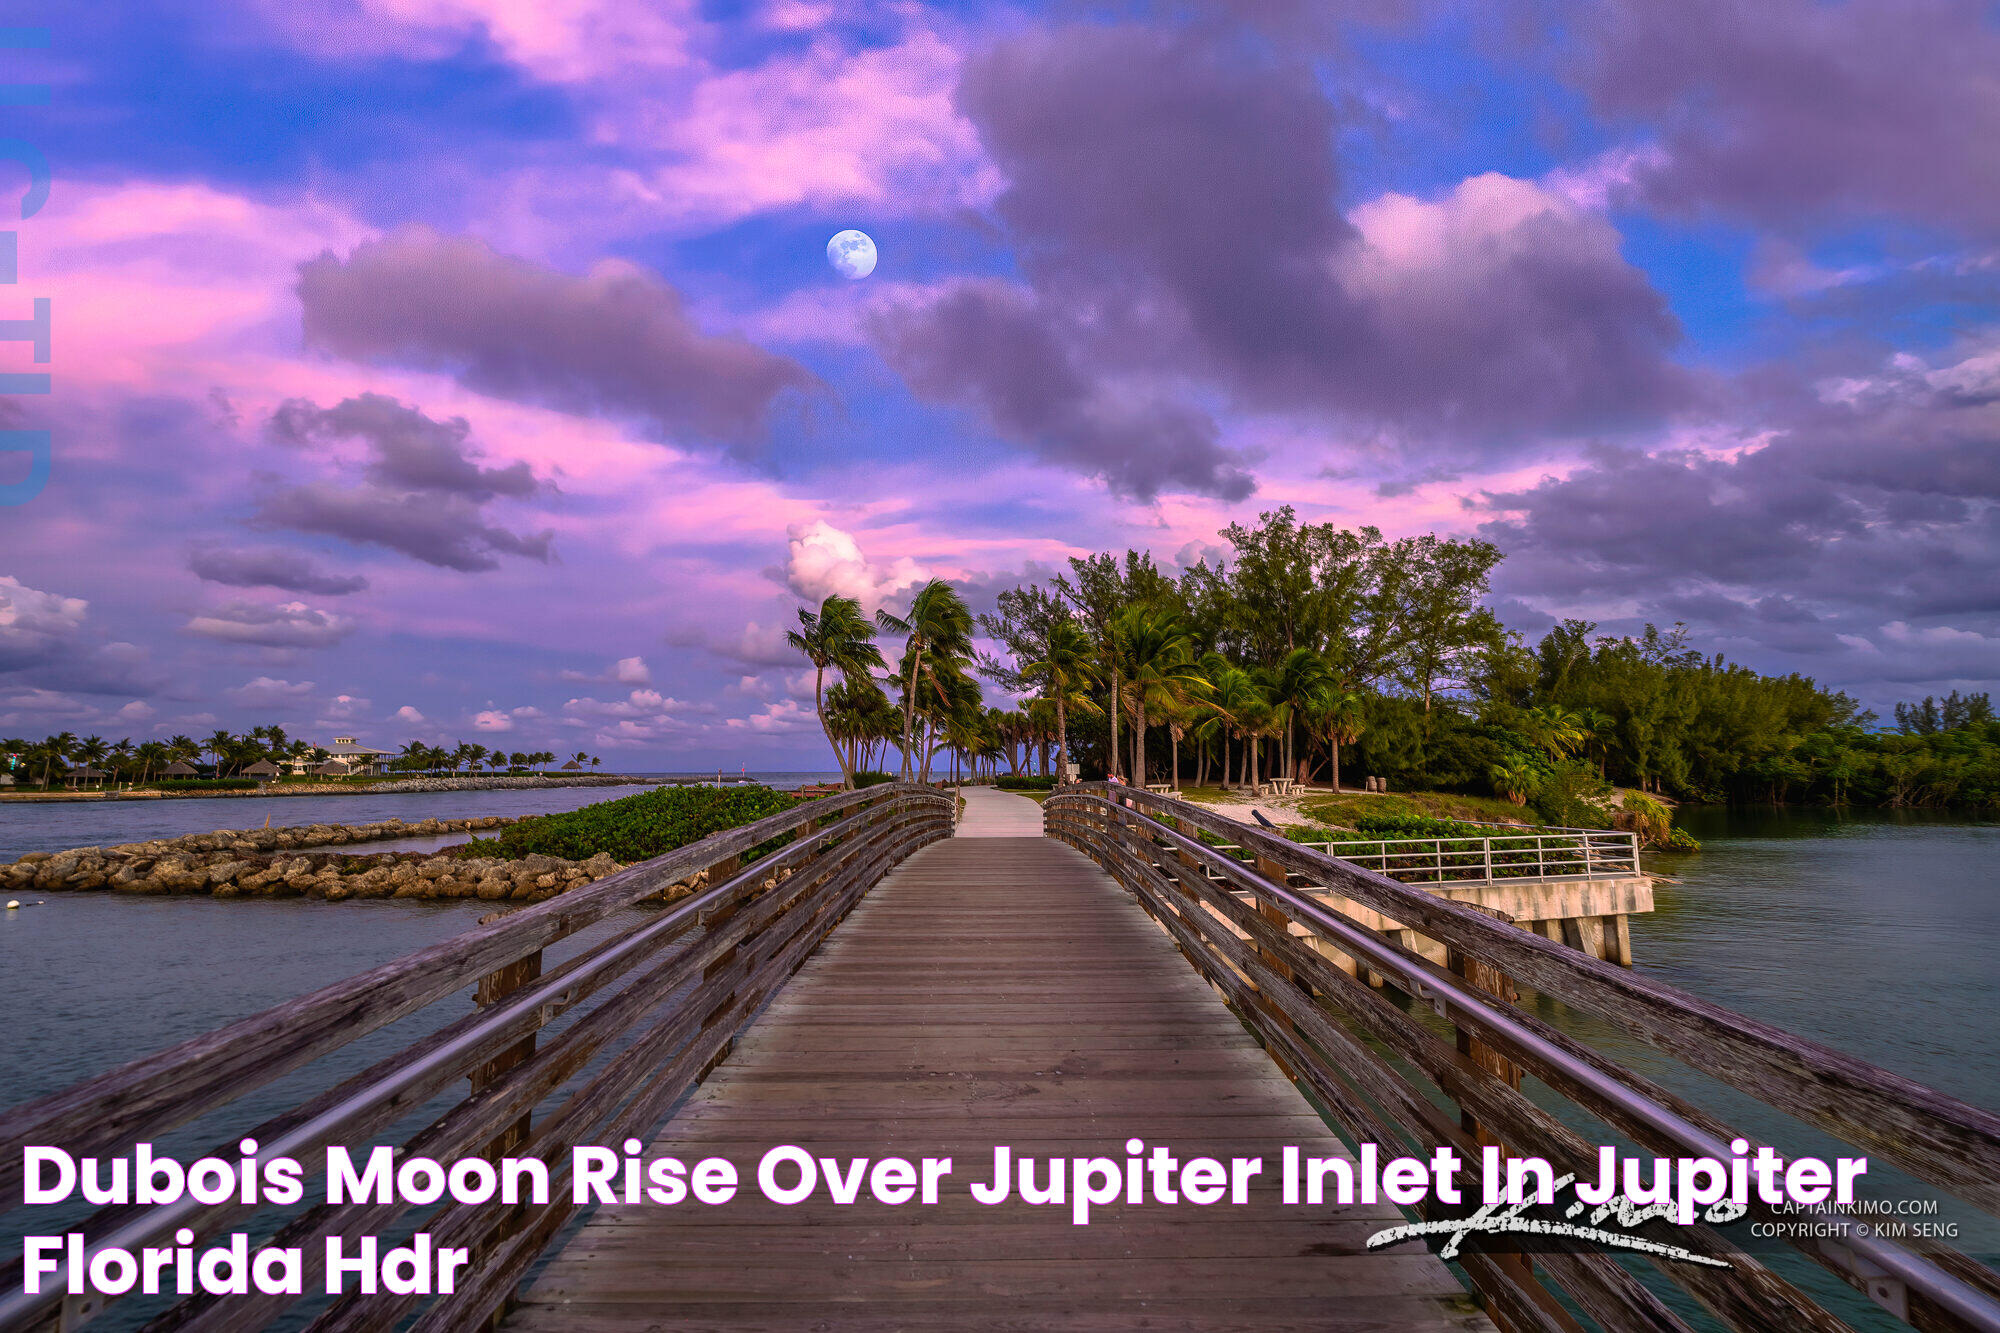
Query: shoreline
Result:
<box><xmin>0</xmin><ymin>774</ymin><xmax>646</xmax><ymax>804</ymax></box>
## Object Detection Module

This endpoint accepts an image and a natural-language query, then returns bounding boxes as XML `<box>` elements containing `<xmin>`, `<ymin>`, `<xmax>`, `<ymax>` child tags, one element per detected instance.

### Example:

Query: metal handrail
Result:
<box><xmin>1214</xmin><ymin>825</ymin><xmax>1642</xmax><ymax>885</ymax></box>
<box><xmin>1048</xmin><ymin>788</ymin><xmax>2000</xmax><ymax>1333</ymax></box>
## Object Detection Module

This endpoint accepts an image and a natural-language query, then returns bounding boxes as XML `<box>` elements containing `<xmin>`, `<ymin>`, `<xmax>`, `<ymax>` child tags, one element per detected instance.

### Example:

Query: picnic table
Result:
<box><xmin>1257</xmin><ymin>777</ymin><xmax>1299</xmax><ymax>797</ymax></box>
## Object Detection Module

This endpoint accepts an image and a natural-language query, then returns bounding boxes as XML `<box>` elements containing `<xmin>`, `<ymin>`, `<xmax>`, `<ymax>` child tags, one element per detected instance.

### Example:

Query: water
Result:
<box><xmin>1529</xmin><ymin>805</ymin><xmax>2000</xmax><ymax>1329</ymax></box>
<box><xmin>0</xmin><ymin>772</ymin><xmax>843</xmax><ymax>861</ymax></box>
<box><xmin>1632</xmin><ymin>806</ymin><xmax>1999</xmax><ymax>1111</ymax></box>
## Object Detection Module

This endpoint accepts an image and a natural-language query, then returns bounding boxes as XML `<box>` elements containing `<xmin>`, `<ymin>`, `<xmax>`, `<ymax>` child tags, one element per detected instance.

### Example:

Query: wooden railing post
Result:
<box><xmin>1443</xmin><ymin>908</ymin><xmax>1582</xmax><ymax>1333</ymax></box>
<box><xmin>468</xmin><ymin>917</ymin><xmax>542</xmax><ymax>1327</ymax></box>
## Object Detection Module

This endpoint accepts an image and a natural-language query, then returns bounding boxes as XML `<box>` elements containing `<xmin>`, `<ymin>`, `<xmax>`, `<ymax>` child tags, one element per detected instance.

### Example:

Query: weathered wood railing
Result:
<box><xmin>1048</xmin><ymin>784</ymin><xmax>2000</xmax><ymax>1333</ymax></box>
<box><xmin>0</xmin><ymin>782</ymin><xmax>953</xmax><ymax>1332</ymax></box>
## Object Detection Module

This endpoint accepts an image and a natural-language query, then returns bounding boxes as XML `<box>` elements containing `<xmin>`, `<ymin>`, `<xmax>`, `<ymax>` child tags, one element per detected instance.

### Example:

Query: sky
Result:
<box><xmin>0</xmin><ymin>0</ymin><xmax>1996</xmax><ymax>768</ymax></box>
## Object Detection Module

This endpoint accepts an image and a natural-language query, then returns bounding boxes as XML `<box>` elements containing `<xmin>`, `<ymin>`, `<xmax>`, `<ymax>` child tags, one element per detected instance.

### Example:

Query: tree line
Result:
<box><xmin>788</xmin><ymin>508</ymin><xmax>2000</xmax><ymax>811</ymax></box>
<box><xmin>1</xmin><ymin>726</ymin><xmax>601</xmax><ymax>787</ymax></box>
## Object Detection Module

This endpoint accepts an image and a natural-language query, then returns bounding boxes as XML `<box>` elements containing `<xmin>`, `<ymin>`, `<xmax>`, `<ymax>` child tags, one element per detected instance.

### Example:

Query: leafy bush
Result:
<box><xmin>851</xmin><ymin>771</ymin><xmax>896</xmax><ymax>788</ymax></box>
<box><xmin>1661</xmin><ymin>826</ymin><xmax>1702</xmax><ymax>851</ymax></box>
<box><xmin>148</xmin><ymin>778</ymin><xmax>259</xmax><ymax>791</ymax></box>
<box><xmin>996</xmin><ymin>774</ymin><xmax>1058</xmax><ymax>791</ymax></box>
<box><xmin>1616</xmin><ymin>792</ymin><xmax>1672</xmax><ymax>847</ymax></box>
<box><xmin>1352</xmin><ymin>813</ymin><xmax>1493</xmax><ymax>839</ymax></box>
<box><xmin>1530</xmin><ymin>761</ymin><xmax>1616</xmax><ymax>829</ymax></box>
<box><xmin>461</xmin><ymin>784</ymin><xmax>796</xmax><ymax>862</ymax></box>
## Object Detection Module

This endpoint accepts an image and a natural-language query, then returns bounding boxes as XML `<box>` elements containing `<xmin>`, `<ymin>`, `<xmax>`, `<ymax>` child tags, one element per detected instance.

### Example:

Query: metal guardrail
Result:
<box><xmin>1048</xmin><ymin>784</ymin><xmax>2000</xmax><ymax>1333</ymax></box>
<box><xmin>0</xmin><ymin>783</ymin><xmax>954</xmax><ymax>1332</ymax></box>
<box><xmin>1287</xmin><ymin>827</ymin><xmax>1642</xmax><ymax>886</ymax></box>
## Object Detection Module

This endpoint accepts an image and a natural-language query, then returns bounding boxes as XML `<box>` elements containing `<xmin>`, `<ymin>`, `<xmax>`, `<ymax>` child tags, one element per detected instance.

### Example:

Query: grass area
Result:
<box><xmin>1176</xmin><ymin>783</ymin><xmax>1527</xmax><ymax>830</ymax></box>
<box><xmin>1294</xmin><ymin>790</ymin><xmax>1529</xmax><ymax>830</ymax></box>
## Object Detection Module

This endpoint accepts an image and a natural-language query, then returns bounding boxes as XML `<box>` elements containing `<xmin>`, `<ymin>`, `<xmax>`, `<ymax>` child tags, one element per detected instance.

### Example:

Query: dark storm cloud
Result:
<box><xmin>871</xmin><ymin>23</ymin><xmax>1686</xmax><ymax>493</ymax></box>
<box><xmin>255</xmin><ymin>395</ymin><xmax>552</xmax><ymax>573</ymax></box>
<box><xmin>1574</xmin><ymin>0</ymin><xmax>2000</xmax><ymax>237</ymax></box>
<box><xmin>268</xmin><ymin>394</ymin><xmax>537</xmax><ymax>501</ymax></box>
<box><xmin>959</xmin><ymin>25</ymin><xmax>1359</xmax><ymax>395</ymax></box>
<box><xmin>297</xmin><ymin>228</ymin><xmax>816</xmax><ymax>451</ymax></box>
<box><xmin>869</xmin><ymin>281</ymin><xmax>1253</xmax><ymax>502</ymax></box>
<box><xmin>188</xmin><ymin>544</ymin><xmax>369</xmax><ymax>596</ymax></box>
<box><xmin>1475</xmin><ymin>361</ymin><xmax>2000</xmax><ymax>696</ymax></box>
<box><xmin>254</xmin><ymin>485</ymin><xmax>553</xmax><ymax>574</ymax></box>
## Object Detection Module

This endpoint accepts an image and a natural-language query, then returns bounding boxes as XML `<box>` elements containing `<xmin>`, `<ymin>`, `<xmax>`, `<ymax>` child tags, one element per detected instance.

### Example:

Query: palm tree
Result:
<box><xmin>1523</xmin><ymin>704</ymin><xmax>1589</xmax><ymax>760</ymax></box>
<box><xmin>1115</xmin><ymin>604</ymin><xmax>1207</xmax><ymax>789</ymax></box>
<box><xmin>787</xmin><ymin>594</ymin><xmax>890</xmax><ymax>788</ymax></box>
<box><xmin>204</xmin><ymin>729</ymin><xmax>236</xmax><ymax>777</ymax></box>
<box><xmin>590</xmin><ymin>754</ymin><xmax>601</xmax><ymax>770</ymax></box>
<box><xmin>168</xmin><ymin>734</ymin><xmax>200</xmax><ymax>766</ymax></box>
<box><xmin>1312</xmin><ymin>689</ymin><xmax>1367</xmax><ymax>792</ymax></box>
<box><xmin>1489</xmin><ymin>758</ymin><xmax>1539</xmax><ymax>806</ymax></box>
<box><xmin>875</xmin><ymin>580</ymin><xmax>973</xmax><ymax>780</ymax></box>
<box><xmin>1021</xmin><ymin>618</ymin><xmax>1100</xmax><ymax>783</ymax></box>
<box><xmin>1274</xmin><ymin>648</ymin><xmax>1333</xmax><ymax>784</ymax></box>
<box><xmin>133</xmin><ymin>741</ymin><xmax>169</xmax><ymax>785</ymax></box>
<box><xmin>75</xmin><ymin>735</ymin><xmax>110</xmax><ymax>784</ymax></box>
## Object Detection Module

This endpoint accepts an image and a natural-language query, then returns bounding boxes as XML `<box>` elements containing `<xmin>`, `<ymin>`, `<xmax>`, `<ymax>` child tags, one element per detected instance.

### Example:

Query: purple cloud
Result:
<box><xmin>187</xmin><ymin>544</ymin><xmax>369</xmax><ymax>596</ymax></box>
<box><xmin>253</xmin><ymin>395</ymin><xmax>553</xmax><ymax>572</ymax></box>
<box><xmin>297</xmin><ymin>228</ymin><xmax>817</xmax><ymax>450</ymax></box>
<box><xmin>1573</xmin><ymin>0</ymin><xmax>2000</xmax><ymax>238</ymax></box>
<box><xmin>872</xmin><ymin>23</ymin><xmax>1686</xmax><ymax>495</ymax></box>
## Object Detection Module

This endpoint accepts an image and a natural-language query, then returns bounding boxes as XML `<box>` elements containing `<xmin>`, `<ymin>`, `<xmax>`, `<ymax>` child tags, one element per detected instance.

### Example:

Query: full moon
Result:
<box><xmin>827</xmin><ymin>229</ymin><xmax>878</xmax><ymax>280</ymax></box>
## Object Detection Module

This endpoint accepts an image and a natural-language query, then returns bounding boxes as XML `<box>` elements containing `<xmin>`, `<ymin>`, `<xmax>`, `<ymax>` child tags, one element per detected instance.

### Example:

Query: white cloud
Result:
<box><xmin>0</xmin><ymin>575</ymin><xmax>90</xmax><ymax>666</ymax></box>
<box><xmin>725</xmin><ymin>698</ymin><xmax>815</xmax><ymax>733</ymax></box>
<box><xmin>0</xmin><ymin>574</ymin><xmax>88</xmax><ymax>636</ymax></box>
<box><xmin>611</xmin><ymin>655</ymin><xmax>651</xmax><ymax>684</ymax></box>
<box><xmin>473</xmin><ymin>709</ymin><xmax>515</xmax><ymax>732</ymax></box>
<box><xmin>784</xmin><ymin>519</ymin><xmax>924</xmax><ymax>614</ymax></box>
<box><xmin>226</xmin><ymin>676</ymin><xmax>317</xmax><ymax>708</ymax></box>
<box><xmin>394</xmin><ymin>705</ymin><xmax>426</xmax><ymax>723</ymax></box>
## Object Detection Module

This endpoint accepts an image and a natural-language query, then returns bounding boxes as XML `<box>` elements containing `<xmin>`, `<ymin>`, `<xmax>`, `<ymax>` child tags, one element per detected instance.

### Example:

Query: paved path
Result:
<box><xmin>507</xmin><ymin>833</ymin><xmax>1489</xmax><ymax>1332</ymax></box>
<box><xmin>954</xmin><ymin>784</ymin><xmax>1045</xmax><ymax>836</ymax></box>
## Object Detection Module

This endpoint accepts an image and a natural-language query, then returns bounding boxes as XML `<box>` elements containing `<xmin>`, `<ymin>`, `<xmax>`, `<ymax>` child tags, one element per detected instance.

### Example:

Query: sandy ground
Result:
<box><xmin>1184</xmin><ymin>786</ymin><xmax>1352</xmax><ymax>826</ymax></box>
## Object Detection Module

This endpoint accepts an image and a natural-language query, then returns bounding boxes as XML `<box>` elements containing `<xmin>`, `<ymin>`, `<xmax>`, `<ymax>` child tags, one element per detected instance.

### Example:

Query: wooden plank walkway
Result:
<box><xmin>506</xmin><ymin>818</ymin><xmax>1490</xmax><ymax>1331</ymax></box>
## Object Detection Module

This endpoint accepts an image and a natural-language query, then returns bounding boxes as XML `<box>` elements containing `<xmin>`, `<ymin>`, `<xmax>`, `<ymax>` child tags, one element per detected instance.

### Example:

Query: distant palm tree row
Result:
<box><xmin>788</xmin><ymin>509</ymin><xmax>1583</xmax><ymax>794</ymax></box>
<box><xmin>1</xmin><ymin>727</ymin><xmax>601</xmax><ymax>788</ymax></box>
<box><xmin>787</xmin><ymin>578</ymin><xmax>1387</xmax><ymax>792</ymax></box>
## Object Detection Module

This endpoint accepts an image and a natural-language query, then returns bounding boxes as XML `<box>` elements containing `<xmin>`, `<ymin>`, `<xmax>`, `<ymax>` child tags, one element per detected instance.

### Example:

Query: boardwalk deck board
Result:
<box><xmin>506</xmin><ymin>789</ymin><xmax>1490</xmax><ymax>1332</ymax></box>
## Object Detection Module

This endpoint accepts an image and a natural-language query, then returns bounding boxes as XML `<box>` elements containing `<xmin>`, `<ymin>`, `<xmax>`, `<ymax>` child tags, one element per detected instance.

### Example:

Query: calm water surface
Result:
<box><xmin>1539</xmin><ymin>806</ymin><xmax>2000</xmax><ymax>1330</ymax></box>
<box><xmin>0</xmin><ymin>771</ymin><xmax>842</xmax><ymax>861</ymax></box>
<box><xmin>1</xmin><ymin>800</ymin><xmax>1990</xmax><ymax>1328</ymax></box>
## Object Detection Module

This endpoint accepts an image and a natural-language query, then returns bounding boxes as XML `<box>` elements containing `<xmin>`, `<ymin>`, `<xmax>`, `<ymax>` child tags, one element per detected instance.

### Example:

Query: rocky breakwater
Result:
<box><xmin>0</xmin><ymin>815</ymin><xmax>694</xmax><ymax>904</ymax></box>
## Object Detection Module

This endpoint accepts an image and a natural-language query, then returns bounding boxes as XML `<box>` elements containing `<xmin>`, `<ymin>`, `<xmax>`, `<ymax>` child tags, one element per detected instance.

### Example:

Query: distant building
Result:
<box><xmin>288</xmin><ymin>736</ymin><xmax>392</xmax><ymax>776</ymax></box>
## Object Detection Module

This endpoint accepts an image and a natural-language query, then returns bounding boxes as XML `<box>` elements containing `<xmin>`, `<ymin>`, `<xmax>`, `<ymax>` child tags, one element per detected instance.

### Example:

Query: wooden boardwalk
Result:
<box><xmin>507</xmin><ymin>797</ymin><xmax>1489</xmax><ymax>1331</ymax></box>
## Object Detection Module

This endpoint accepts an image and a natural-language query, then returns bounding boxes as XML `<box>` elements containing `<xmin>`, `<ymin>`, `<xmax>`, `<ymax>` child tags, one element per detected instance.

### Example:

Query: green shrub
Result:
<box><xmin>461</xmin><ymin>784</ymin><xmax>796</xmax><ymax>863</ymax></box>
<box><xmin>1661</xmin><ymin>826</ymin><xmax>1702</xmax><ymax>851</ymax></box>
<box><xmin>851</xmin><ymin>771</ymin><xmax>896</xmax><ymax>788</ymax></box>
<box><xmin>1352</xmin><ymin>813</ymin><xmax>1492</xmax><ymax>839</ymax></box>
<box><xmin>996</xmin><ymin>774</ymin><xmax>1058</xmax><ymax>791</ymax></box>
<box><xmin>1530</xmin><ymin>761</ymin><xmax>1616</xmax><ymax>829</ymax></box>
<box><xmin>148</xmin><ymin>778</ymin><xmax>259</xmax><ymax>791</ymax></box>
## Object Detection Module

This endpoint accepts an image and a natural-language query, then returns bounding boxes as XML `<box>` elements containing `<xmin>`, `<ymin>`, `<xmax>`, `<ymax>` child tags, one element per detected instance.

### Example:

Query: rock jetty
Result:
<box><xmin>0</xmin><ymin>815</ymin><xmax>698</xmax><ymax>903</ymax></box>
